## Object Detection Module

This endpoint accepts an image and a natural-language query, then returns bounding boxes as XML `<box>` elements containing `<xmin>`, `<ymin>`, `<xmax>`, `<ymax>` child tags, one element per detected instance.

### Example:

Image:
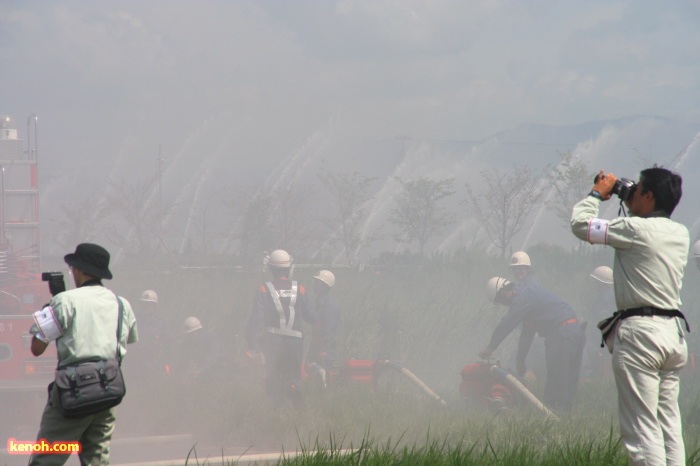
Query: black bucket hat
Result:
<box><xmin>64</xmin><ymin>243</ymin><xmax>113</xmax><ymax>280</ymax></box>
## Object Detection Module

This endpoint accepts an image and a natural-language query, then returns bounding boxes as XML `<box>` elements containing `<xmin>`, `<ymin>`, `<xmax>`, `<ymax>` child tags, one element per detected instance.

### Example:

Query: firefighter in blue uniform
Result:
<box><xmin>308</xmin><ymin>270</ymin><xmax>340</xmax><ymax>372</ymax></box>
<box><xmin>176</xmin><ymin>316</ymin><xmax>228</xmax><ymax>383</ymax></box>
<box><xmin>509</xmin><ymin>251</ymin><xmax>542</xmax><ymax>289</ymax></box>
<box><xmin>479</xmin><ymin>277</ymin><xmax>585</xmax><ymax>411</ymax></box>
<box><xmin>245</xmin><ymin>250</ymin><xmax>316</xmax><ymax>405</ymax></box>
<box><xmin>130</xmin><ymin>290</ymin><xmax>172</xmax><ymax>378</ymax></box>
<box><xmin>692</xmin><ymin>239</ymin><xmax>700</xmax><ymax>271</ymax></box>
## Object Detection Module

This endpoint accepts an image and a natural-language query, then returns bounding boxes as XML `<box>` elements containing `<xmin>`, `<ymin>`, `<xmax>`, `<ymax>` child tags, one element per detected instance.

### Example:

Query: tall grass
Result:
<box><xmin>274</xmin><ymin>433</ymin><xmax>628</xmax><ymax>465</ymax></box>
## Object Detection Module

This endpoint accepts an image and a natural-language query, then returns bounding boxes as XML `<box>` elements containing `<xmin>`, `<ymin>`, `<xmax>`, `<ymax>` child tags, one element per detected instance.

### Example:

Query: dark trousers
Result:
<box><xmin>262</xmin><ymin>335</ymin><xmax>304</xmax><ymax>406</ymax></box>
<box><xmin>543</xmin><ymin>322</ymin><xmax>586</xmax><ymax>410</ymax></box>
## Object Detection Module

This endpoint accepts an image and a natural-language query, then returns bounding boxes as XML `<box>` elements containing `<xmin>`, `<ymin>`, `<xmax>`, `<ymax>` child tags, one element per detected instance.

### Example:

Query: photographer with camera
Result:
<box><xmin>571</xmin><ymin>168</ymin><xmax>689</xmax><ymax>466</ymax></box>
<box><xmin>28</xmin><ymin>243</ymin><xmax>138</xmax><ymax>466</ymax></box>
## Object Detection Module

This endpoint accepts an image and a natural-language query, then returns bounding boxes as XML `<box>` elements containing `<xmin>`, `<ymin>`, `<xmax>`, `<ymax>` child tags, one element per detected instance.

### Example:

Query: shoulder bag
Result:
<box><xmin>53</xmin><ymin>293</ymin><xmax>127</xmax><ymax>418</ymax></box>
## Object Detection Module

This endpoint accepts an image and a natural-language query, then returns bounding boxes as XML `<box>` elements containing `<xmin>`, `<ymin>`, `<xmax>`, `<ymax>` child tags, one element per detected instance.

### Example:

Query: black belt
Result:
<box><xmin>619</xmin><ymin>307</ymin><xmax>690</xmax><ymax>332</ymax></box>
<box><xmin>598</xmin><ymin>307</ymin><xmax>690</xmax><ymax>348</ymax></box>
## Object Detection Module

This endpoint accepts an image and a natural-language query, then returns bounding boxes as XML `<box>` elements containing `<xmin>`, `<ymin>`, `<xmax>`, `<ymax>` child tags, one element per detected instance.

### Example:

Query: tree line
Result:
<box><xmin>53</xmin><ymin>152</ymin><xmax>593</xmax><ymax>265</ymax></box>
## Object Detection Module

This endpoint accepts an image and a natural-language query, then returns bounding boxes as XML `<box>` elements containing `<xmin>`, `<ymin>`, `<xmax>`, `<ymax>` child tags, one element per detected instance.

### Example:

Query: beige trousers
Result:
<box><xmin>612</xmin><ymin>316</ymin><xmax>687</xmax><ymax>466</ymax></box>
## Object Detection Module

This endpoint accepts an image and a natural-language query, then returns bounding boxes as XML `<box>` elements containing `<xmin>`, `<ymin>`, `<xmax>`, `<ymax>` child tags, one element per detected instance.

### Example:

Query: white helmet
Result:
<box><xmin>183</xmin><ymin>316</ymin><xmax>203</xmax><ymax>334</ymax></box>
<box><xmin>509</xmin><ymin>251</ymin><xmax>531</xmax><ymax>267</ymax></box>
<box><xmin>140</xmin><ymin>290</ymin><xmax>158</xmax><ymax>304</ymax></box>
<box><xmin>590</xmin><ymin>266</ymin><xmax>613</xmax><ymax>285</ymax></box>
<box><xmin>691</xmin><ymin>240</ymin><xmax>700</xmax><ymax>259</ymax></box>
<box><xmin>314</xmin><ymin>270</ymin><xmax>335</xmax><ymax>288</ymax></box>
<box><xmin>486</xmin><ymin>277</ymin><xmax>511</xmax><ymax>302</ymax></box>
<box><xmin>267</xmin><ymin>249</ymin><xmax>292</xmax><ymax>268</ymax></box>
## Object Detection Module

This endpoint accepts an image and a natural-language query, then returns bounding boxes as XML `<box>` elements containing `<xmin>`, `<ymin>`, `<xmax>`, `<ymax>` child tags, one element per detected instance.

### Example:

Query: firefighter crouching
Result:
<box><xmin>308</xmin><ymin>270</ymin><xmax>340</xmax><ymax>373</ymax></box>
<box><xmin>479</xmin><ymin>277</ymin><xmax>585</xmax><ymax>411</ymax></box>
<box><xmin>173</xmin><ymin>317</ymin><xmax>228</xmax><ymax>384</ymax></box>
<box><xmin>245</xmin><ymin>250</ymin><xmax>316</xmax><ymax>406</ymax></box>
<box><xmin>129</xmin><ymin>289</ymin><xmax>172</xmax><ymax>379</ymax></box>
<box><xmin>120</xmin><ymin>289</ymin><xmax>172</xmax><ymax>435</ymax></box>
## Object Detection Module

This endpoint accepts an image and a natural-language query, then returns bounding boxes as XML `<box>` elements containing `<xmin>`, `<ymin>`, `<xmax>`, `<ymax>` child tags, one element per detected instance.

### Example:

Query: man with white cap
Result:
<box><xmin>588</xmin><ymin>266</ymin><xmax>615</xmax><ymax>322</ymax></box>
<box><xmin>119</xmin><ymin>289</ymin><xmax>173</xmax><ymax>435</ymax></box>
<box><xmin>583</xmin><ymin>266</ymin><xmax>615</xmax><ymax>378</ymax></box>
<box><xmin>479</xmin><ymin>276</ymin><xmax>585</xmax><ymax>411</ymax></box>
<box><xmin>175</xmin><ymin>316</ymin><xmax>227</xmax><ymax>383</ymax></box>
<box><xmin>308</xmin><ymin>270</ymin><xmax>340</xmax><ymax>372</ymax></box>
<box><xmin>692</xmin><ymin>239</ymin><xmax>700</xmax><ymax>271</ymax></box>
<box><xmin>132</xmin><ymin>289</ymin><xmax>172</xmax><ymax>375</ymax></box>
<box><xmin>245</xmin><ymin>249</ymin><xmax>316</xmax><ymax>406</ymax></box>
<box><xmin>509</xmin><ymin>251</ymin><xmax>541</xmax><ymax>289</ymax></box>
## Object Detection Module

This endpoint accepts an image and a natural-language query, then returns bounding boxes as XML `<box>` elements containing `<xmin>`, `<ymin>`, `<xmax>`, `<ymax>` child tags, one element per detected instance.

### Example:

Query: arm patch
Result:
<box><xmin>32</xmin><ymin>306</ymin><xmax>63</xmax><ymax>342</ymax></box>
<box><xmin>587</xmin><ymin>218</ymin><xmax>610</xmax><ymax>245</ymax></box>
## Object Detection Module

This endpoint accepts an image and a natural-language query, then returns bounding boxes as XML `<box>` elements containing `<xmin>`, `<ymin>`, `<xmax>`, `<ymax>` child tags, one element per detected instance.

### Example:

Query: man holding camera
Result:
<box><xmin>571</xmin><ymin>168</ymin><xmax>689</xmax><ymax>466</ymax></box>
<box><xmin>29</xmin><ymin>243</ymin><xmax>138</xmax><ymax>466</ymax></box>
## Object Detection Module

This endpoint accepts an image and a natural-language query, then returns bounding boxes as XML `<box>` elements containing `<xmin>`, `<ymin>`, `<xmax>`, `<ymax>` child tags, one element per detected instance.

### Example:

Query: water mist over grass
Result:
<box><xmin>107</xmin><ymin>244</ymin><xmax>700</xmax><ymax>464</ymax></box>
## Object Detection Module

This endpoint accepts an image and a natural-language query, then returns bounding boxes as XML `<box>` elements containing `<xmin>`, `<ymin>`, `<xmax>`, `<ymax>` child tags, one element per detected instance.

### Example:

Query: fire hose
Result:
<box><xmin>489</xmin><ymin>365</ymin><xmax>559</xmax><ymax>420</ymax></box>
<box><xmin>374</xmin><ymin>360</ymin><xmax>447</xmax><ymax>406</ymax></box>
<box><xmin>309</xmin><ymin>358</ymin><xmax>553</xmax><ymax>418</ymax></box>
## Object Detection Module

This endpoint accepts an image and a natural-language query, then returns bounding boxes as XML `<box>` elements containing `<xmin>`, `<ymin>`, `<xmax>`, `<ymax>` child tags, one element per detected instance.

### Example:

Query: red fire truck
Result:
<box><xmin>0</xmin><ymin>115</ymin><xmax>55</xmax><ymax>440</ymax></box>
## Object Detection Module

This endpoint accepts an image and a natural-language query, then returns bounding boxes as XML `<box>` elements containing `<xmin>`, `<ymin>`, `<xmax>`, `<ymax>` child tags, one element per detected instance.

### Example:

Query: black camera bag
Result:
<box><xmin>54</xmin><ymin>294</ymin><xmax>126</xmax><ymax>418</ymax></box>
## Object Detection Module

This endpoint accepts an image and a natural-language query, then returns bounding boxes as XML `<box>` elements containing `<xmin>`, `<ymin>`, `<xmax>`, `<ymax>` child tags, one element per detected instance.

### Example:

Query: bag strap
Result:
<box><xmin>114</xmin><ymin>293</ymin><xmax>124</xmax><ymax>366</ymax></box>
<box><xmin>65</xmin><ymin>366</ymin><xmax>79</xmax><ymax>388</ymax></box>
<box><xmin>56</xmin><ymin>291</ymin><xmax>125</xmax><ymax>370</ymax></box>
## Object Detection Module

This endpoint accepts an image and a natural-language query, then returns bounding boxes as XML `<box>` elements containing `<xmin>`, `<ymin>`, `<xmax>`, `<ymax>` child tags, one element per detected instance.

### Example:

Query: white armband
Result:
<box><xmin>587</xmin><ymin>218</ymin><xmax>610</xmax><ymax>245</ymax></box>
<box><xmin>32</xmin><ymin>306</ymin><xmax>63</xmax><ymax>342</ymax></box>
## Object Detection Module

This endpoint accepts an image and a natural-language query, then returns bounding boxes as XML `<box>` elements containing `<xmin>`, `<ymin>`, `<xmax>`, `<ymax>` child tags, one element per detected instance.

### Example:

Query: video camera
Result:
<box><xmin>594</xmin><ymin>174</ymin><xmax>637</xmax><ymax>201</ymax></box>
<box><xmin>42</xmin><ymin>272</ymin><xmax>66</xmax><ymax>297</ymax></box>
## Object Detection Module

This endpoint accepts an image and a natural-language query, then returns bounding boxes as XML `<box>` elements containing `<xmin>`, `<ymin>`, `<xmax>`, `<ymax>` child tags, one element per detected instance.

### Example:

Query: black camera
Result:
<box><xmin>594</xmin><ymin>175</ymin><xmax>637</xmax><ymax>201</ymax></box>
<box><xmin>613</xmin><ymin>178</ymin><xmax>637</xmax><ymax>201</ymax></box>
<box><xmin>42</xmin><ymin>272</ymin><xmax>66</xmax><ymax>297</ymax></box>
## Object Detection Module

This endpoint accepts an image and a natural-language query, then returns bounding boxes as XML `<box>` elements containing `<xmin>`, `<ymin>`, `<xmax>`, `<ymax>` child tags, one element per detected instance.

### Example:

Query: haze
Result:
<box><xmin>2</xmin><ymin>0</ymin><xmax>700</xmax><ymax>257</ymax></box>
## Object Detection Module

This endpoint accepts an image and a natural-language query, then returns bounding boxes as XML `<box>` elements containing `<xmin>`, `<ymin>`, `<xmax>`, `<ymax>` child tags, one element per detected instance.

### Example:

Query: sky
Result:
<box><xmin>2</xmin><ymin>1</ymin><xmax>699</xmax><ymax>147</ymax></box>
<box><xmin>3</xmin><ymin>2</ymin><xmax>700</xmax><ymax>455</ymax></box>
<box><xmin>1</xmin><ymin>0</ymin><xmax>700</xmax><ymax>257</ymax></box>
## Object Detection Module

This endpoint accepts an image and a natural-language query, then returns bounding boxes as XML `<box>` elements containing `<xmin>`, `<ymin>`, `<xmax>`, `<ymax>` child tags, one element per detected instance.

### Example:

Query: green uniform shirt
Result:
<box><xmin>32</xmin><ymin>284</ymin><xmax>138</xmax><ymax>367</ymax></box>
<box><xmin>571</xmin><ymin>196</ymin><xmax>689</xmax><ymax>311</ymax></box>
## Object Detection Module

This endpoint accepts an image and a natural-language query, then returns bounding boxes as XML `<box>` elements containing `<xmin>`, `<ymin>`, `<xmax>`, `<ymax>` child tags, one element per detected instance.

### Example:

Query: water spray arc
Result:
<box><xmin>176</xmin><ymin>134</ymin><xmax>232</xmax><ymax>254</ymax></box>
